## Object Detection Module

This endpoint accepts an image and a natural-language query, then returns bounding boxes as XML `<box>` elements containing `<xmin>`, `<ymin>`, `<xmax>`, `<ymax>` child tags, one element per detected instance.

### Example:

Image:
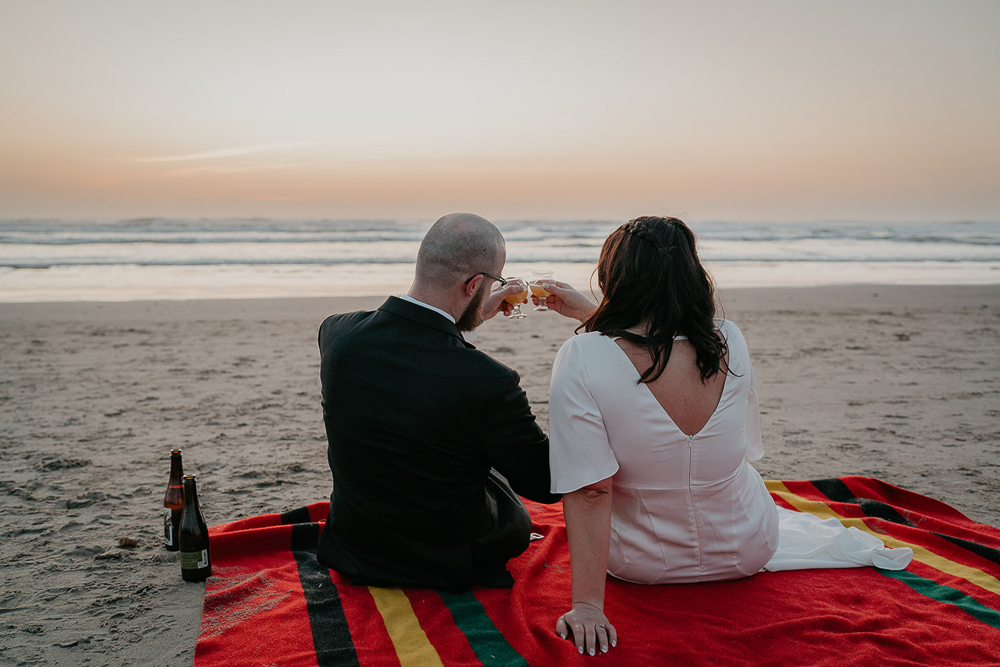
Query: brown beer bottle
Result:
<box><xmin>162</xmin><ymin>449</ymin><xmax>183</xmax><ymax>551</ymax></box>
<box><xmin>178</xmin><ymin>474</ymin><xmax>212</xmax><ymax>582</ymax></box>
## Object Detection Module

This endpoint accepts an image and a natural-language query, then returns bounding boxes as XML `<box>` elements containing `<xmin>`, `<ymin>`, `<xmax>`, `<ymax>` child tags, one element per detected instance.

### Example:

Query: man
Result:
<box><xmin>316</xmin><ymin>212</ymin><xmax>560</xmax><ymax>591</ymax></box>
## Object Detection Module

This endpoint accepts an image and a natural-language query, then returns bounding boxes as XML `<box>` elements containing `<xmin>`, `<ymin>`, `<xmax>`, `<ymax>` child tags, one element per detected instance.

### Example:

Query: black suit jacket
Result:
<box><xmin>315</xmin><ymin>297</ymin><xmax>559</xmax><ymax>590</ymax></box>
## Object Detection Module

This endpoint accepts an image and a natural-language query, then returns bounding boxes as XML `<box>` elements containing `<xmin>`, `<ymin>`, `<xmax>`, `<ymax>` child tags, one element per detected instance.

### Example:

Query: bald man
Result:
<box><xmin>315</xmin><ymin>213</ymin><xmax>560</xmax><ymax>591</ymax></box>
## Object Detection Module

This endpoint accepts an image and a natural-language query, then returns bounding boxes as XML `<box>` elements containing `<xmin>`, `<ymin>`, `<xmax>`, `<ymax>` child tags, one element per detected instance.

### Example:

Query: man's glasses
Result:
<box><xmin>465</xmin><ymin>272</ymin><xmax>507</xmax><ymax>288</ymax></box>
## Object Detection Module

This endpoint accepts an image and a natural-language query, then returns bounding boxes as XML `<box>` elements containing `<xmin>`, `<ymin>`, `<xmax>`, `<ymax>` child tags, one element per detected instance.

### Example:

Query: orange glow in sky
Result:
<box><xmin>2</xmin><ymin>1</ymin><xmax>998</xmax><ymax>222</ymax></box>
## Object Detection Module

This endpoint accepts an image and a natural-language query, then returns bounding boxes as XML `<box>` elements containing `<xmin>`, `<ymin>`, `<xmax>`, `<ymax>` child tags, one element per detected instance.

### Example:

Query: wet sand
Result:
<box><xmin>1</xmin><ymin>284</ymin><xmax>997</xmax><ymax>665</ymax></box>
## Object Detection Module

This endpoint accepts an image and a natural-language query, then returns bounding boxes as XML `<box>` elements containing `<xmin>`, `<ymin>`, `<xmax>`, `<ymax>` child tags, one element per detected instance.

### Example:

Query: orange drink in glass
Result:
<box><xmin>529</xmin><ymin>270</ymin><xmax>553</xmax><ymax>311</ymax></box>
<box><xmin>504</xmin><ymin>278</ymin><xmax>528</xmax><ymax>319</ymax></box>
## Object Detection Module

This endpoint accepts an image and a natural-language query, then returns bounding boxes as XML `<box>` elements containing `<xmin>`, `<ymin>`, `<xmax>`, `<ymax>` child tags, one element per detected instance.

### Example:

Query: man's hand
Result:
<box><xmin>531</xmin><ymin>280</ymin><xmax>599</xmax><ymax>323</ymax></box>
<box><xmin>556</xmin><ymin>602</ymin><xmax>617</xmax><ymax>656</ymax></box>
<box><xmin>481</xmin><ymin>280</ymin><xmax>525</xmax><ymax>321</ymax></box>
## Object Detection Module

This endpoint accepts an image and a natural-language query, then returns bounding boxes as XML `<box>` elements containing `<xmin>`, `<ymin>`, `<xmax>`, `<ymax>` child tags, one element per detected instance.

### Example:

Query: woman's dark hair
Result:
<box><xmin>582</xmin><ymin>216</ymin><xmax>727</xmax><ymax>384</ymax></box>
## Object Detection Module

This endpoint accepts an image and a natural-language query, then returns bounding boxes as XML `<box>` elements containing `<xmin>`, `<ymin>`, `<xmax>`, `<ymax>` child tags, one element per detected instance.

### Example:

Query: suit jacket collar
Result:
<box><xmin>378</xmin><ymin>296</ymin><xmax>475</xmax><ymax>348</ymax></box>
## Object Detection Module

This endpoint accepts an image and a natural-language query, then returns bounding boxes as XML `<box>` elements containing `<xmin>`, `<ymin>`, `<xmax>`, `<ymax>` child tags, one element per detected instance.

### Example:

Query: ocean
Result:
<box><xmin>1</xmin><ymin>219</ymin><xmax>998</xmax><ymax>302</ymax></box>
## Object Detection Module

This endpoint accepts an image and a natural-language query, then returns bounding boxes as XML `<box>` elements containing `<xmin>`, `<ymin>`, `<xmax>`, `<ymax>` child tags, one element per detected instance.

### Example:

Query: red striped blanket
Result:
<box><xmin>194</xmin><ymin>478</ymin><xmax>1000</xmax><ymax>666</ymax></box>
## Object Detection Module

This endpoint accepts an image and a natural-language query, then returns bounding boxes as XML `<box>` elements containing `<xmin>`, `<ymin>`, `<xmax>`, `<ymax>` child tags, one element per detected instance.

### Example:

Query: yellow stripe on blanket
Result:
<box><xmin>368</xmin><ymin>586</ymin><xmax>445</xmax><ymax>667</ymax></box>
<box><xmin>767</xmin><ymin>480</ymin><xmax>1000</xmax><ymax>596</ymax></box>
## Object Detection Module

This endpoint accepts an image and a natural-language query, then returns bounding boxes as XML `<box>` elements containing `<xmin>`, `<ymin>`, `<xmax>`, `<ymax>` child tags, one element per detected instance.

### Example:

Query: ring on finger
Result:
<box><xmin>596</xmin><ymin>624</ymin><xmax>606</xmax><ymax>629</ymax></box>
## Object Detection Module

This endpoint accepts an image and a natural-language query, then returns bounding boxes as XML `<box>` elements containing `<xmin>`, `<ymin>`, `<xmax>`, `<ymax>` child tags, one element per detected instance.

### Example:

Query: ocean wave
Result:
<box><xmin>4</xmin><ymin>257</ymin><xmax>1000</xmax><ymax>270</ymax></box>
<box><xmin>2</xmin><ymin>219</ymin><xmax>998</xmax><ymax>246</ymax></box>
<box><xmin>2</xmin><ymin>220</ymin><xmax>999</xmax><ymax>271</ymax></box>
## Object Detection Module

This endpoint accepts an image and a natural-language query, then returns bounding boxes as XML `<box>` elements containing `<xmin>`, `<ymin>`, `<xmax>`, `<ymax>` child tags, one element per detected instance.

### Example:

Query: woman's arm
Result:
<box><xmin>556</xmin><ymin>476</ymin><xmax>618</xmax><ymax>655</ymax></box>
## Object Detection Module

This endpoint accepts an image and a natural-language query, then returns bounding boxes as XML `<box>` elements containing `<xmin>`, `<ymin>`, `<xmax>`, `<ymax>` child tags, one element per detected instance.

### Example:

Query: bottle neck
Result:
<box><xmin>169</xmin><ymin>454</ymin><xmax>184</xmax><ymax>482</ymax></box>
<box><xmin>182</xmin><ymin>478</ymin><xmax>199</xmax><ymax>509</ymax></box>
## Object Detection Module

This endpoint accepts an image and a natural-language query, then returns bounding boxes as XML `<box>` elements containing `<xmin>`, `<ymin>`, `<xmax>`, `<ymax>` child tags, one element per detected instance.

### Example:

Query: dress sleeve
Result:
<box><xmin>548</xmin><ymin>336</ymin><xmax>620</xmax><ymax>494</ymax></box>
<box><xmin>744</xmin><ymin>359</ymin><xmax>764</xmax><ymax>461</ymax></box>
<box><xmin>723</xmin><ymin>320</ymin><xmax>764</xmax><ymax>462</ymax></box>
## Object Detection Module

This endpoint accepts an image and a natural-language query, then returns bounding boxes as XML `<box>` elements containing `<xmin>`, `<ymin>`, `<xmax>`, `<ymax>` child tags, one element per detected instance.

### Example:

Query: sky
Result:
<box><xmin>1</xmin><ymin>1</ymin><xmax>998</xmax><ymax>223</ymax></box>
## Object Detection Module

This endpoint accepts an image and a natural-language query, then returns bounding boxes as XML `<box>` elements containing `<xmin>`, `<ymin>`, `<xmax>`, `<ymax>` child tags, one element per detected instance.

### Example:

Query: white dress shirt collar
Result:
<box><xmin>398</xmin><ymin>294</ymin><xmax>478</xmax><ymax>343</ymax></box>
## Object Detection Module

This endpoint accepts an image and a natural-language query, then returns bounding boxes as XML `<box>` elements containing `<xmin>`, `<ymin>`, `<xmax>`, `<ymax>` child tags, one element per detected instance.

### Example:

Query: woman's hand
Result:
<box><xmin>559</xmin><ymin>479</ymin><xmax>615</xmax><ymax>655</ymax></box>
<box><xmin>532</xmin><ymin>280</ymin><xmax>598</xmax><ymax>323</ymax></box>
<box><xmin>556</xmin><ymin>602</ymin><xmax>617</xmax><ymax>655</ymax></box>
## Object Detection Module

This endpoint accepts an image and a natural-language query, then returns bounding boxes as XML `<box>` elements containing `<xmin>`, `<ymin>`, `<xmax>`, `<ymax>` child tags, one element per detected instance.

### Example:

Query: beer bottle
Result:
<box><xmin>162</xmin><ymin>449</ymin><xmax>183</xmax><ymax>551</ymax></box>
<box><xmin>178</xmin><ymin>474</ymin><xmax>212</xmax><ymax>582</ymax></box>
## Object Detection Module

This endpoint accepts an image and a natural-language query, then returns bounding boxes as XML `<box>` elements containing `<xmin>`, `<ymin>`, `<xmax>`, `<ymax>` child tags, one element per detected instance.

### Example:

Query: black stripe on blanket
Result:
<box><xmin>281</xmin><ymin>506</ymin><xmax>312</xmax><ymax>525</ymax></box>
<box><xmin>291</xmin><ymin>523</ymin><xmax>361</xmax><ymax>667</ymax></box>
<box><xmin>811</xmin><ymin>478</ymin><xmax>1000</xmax><ymax>568</ymax></box>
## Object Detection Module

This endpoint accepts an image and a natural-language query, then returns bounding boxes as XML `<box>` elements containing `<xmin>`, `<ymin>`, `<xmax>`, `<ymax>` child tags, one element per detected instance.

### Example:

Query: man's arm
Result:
<box><xmin>482</xmin><ymin>373</ymin><xmax>561</xmax><ymax>504</ymax></box>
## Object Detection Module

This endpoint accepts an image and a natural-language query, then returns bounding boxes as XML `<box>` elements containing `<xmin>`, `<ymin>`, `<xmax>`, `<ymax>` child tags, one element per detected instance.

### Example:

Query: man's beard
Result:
<box><xmin>456</xmin><ymin>281</ymin><xmax>488</xmax><ymax>332</ymax></box>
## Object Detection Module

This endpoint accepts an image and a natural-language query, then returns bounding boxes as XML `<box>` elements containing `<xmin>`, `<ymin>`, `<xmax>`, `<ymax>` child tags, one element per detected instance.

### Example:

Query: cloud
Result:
<box><xmin>162</xmin><ymin>163</ymin><xmax>301</xmax><ymax>177</ymax></box>
<box><xmin>134</xmin><ymin>142</ymin><xmax>319</xmax><ymax>164</ymax></box>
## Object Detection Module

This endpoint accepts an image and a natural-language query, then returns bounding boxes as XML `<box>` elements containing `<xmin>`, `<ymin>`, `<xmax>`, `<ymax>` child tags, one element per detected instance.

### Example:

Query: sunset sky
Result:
<box><xmin>2</xmin><ymin>1</ymin><xmax>998</xmax><ymax>222</ymax></box>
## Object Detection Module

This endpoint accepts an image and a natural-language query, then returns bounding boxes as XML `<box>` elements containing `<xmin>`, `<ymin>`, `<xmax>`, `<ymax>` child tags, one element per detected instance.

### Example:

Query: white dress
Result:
<box><xmin>549</xmin><ymin>320</ymin><xmax>914</xmax><ymax>584</ymax></box>
<box><xmin>549</xmin><ymin>320</ymin><xmax>779</xmax><ymax>584</ymax></box>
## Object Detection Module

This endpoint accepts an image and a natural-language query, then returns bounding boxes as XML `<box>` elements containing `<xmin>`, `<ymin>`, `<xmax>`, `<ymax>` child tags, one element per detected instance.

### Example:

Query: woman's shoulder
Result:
<box><xmin>554</xmin><ymin>331</ymin><xmax>618</xmax><ymax>369</ymax></box>
<box><xmin>715</xmin><ymin>318</ymin><xmax>744</xmax><ymax>339</ymax></box>
<box><xmin>714</xmin><ymin>317</ymin><xmax>738</xmax><ymax>332</ymax></box>
<box><xmin>714</xmin><ymin>319</ymin><xmax>751</xmax><ymax>364</ymax></box>
<box><xmin>558</xmin><ymin>330</ymin><xmax>613</xmax><ymax>351</ymax></box>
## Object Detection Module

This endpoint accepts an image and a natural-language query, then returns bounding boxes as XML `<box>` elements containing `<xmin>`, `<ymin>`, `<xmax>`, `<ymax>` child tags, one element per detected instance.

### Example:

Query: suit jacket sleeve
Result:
<box><xmin>482</xmin><ymin>371</ymin><xmax>561</xmax><ymax>504</ymax></box>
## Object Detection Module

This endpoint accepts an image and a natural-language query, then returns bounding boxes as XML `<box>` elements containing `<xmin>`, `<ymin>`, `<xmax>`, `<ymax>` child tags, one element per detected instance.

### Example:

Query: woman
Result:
<box><xmin>541</xmin><ymin>216</ymin><xmax>911</xmax><ymax>657</ymax></box>
<box><xmin>542</xmin><ymin>216</ymin><xmax>778</xmax><ymax>656</ymax></box>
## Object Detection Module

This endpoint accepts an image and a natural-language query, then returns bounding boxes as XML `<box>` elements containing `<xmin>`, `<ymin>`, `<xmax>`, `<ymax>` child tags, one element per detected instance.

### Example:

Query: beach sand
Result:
<box><xmin>1</xmin><ymin>284</ymin><xmax>998</xmax><ymax>665</ymax></box>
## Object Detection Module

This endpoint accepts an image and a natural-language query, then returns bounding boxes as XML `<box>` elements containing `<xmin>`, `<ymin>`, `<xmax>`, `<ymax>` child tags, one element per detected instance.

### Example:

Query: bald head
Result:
<box><xmin>414</xmin><ymin>213</ymin><xmax>506</xmax><ymax>290</ymax></box>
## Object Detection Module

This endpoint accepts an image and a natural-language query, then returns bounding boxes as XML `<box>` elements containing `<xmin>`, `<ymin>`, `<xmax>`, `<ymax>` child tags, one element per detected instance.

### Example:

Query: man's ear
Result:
<box><xmin>464</xmin><ymin>275</ymin><xmax>483</xmax><ymax>297</ymax></box>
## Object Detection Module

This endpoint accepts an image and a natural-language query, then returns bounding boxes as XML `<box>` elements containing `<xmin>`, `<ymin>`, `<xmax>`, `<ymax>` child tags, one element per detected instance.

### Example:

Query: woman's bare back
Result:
<box><xmin>616</xmin><ymin>337</ymin><xmax>728</xmax><ymax>436</ymax></box>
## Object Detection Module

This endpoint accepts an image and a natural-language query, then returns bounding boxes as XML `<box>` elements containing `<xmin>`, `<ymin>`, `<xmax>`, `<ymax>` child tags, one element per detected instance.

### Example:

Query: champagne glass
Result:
<box><xmin>529</xmin><ymin>270</ymin><xmax>554</xmax><ymax>311</ymax></box>
<box><xmin>504</xmin><ymin>278</ymin><xmax>529</xmax><ymax>319</ymax></box>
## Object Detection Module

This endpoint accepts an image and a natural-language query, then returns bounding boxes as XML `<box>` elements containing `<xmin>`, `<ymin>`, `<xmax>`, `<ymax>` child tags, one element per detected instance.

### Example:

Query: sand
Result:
<box><xmin>1</xmin><ymin>284</ymin><xmax>998</xmax><ymax>665</ymax></box>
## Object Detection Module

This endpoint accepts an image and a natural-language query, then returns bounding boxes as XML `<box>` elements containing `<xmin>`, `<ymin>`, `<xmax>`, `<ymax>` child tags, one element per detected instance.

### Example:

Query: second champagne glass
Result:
<box><xmin>530</xmin><ymin>270</ymin><xmax>554</xmax><ymax>311</ymax></box>
<box><xmin>504</xmin><ymin>278</ymin><xmax>529</xmax><ymax>319</ymax></box>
